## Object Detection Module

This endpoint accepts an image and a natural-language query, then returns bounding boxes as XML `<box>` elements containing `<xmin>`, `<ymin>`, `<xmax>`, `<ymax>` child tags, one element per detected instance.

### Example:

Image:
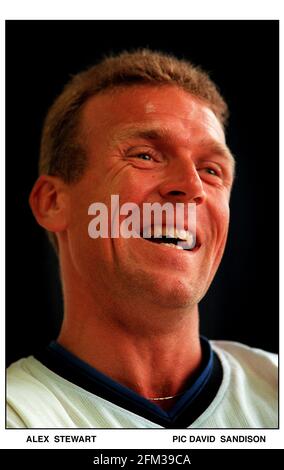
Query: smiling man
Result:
<box><xmin>7</xmin><ymin>49</ymin><xmax>278</xmax><ymax>428</ymax></box>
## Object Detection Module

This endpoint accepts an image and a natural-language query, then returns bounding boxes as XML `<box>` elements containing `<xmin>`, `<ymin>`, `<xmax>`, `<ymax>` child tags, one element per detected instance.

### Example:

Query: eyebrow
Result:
<box><xmin>112</xmin><ymin>125</ymin><xmax>236</xmax><ymax>172</ymax></box>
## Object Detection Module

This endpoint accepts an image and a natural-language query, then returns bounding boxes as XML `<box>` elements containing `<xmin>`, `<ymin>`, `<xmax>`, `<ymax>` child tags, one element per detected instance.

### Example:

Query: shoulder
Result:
<box><xmin>7</xmin><ymin>356</ymin><xmax>76</xmax><ymax>428</ymax></box>
<box><xmin>211</xmin><ymin>340</ymin><xmax>278</xmax><ymax>378</ymax></box>
<box><xmin>189</xmin><ymin>340</ymin><xmax>278</xmax><ymax>428</ymax></box>
<box><xmin>206</xmin><ymin>340</ymin><xmax>278</xmax><ymax>427</ymax></box>
<box><xmin>7</xmin><ymin>356</ymin><xmax>55</xmax><ymax>393</ymax></box>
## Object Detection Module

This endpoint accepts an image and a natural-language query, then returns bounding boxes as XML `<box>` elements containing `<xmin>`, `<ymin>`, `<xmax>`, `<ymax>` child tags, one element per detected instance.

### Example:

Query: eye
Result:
<box><xmin>135</xmin><ymin>153</ymin><xmax>153</xmax><ymax>161</ymax></box>
<box><xmin>198</xmin><ymin>165</ymin><xmax>222</xmax><ymax>177</ymax></box>
<box><xmin>205</xmin><ymin>167</ymin><xmax>218</xmax><ymax>176</ymax></box>
<box><xmin>125</xmin><ymin>147</ymin><xmax>162</xmax><ymax>169</ymax></box>
<box><xmin>197</xmin><ymin>164</ymin><xmax>223</xmax><ymax>183</ymax></box>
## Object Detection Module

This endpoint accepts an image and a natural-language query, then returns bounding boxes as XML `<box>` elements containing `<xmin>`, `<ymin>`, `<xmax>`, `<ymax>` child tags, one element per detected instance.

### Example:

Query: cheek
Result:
<box><xmin>113</xmin><ymin>170</ymin><xmax>155</xmax><ymax>203</ymax></box>
<box><xmin>206</xmin><ymin>195</ymin><xmax>230</xmax><ymax>239</ymax></box>
<box><xmin>215</xmin><ymin>205</ymin><xmax>230</xmax><ymax>252</ymax></box>
<box><xmin>217</xmin><ymin>202</ymin><xmax>230</xmax><ymax>227</ymax></box>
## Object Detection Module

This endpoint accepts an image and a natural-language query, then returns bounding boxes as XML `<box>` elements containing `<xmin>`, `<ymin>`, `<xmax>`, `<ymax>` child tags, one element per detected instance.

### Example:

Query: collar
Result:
<box><xmin>35</xmin><ymin>336</ymin><xmax>223</xmax><ymax>428</ymax></box>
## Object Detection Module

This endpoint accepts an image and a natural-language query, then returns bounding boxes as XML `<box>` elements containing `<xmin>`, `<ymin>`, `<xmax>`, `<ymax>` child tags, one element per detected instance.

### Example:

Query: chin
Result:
<box><xmin>148</xmin><ymin>277</ymin><xmax>203</xmax><ymax>310</ymax></box>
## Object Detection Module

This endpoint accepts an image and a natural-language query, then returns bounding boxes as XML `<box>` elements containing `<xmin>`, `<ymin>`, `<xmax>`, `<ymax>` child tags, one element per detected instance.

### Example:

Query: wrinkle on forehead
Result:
<box><xmin>81</xmin><ymin>85</ymin><xmax>225</xmax><ymax>150</ymax></box>
<box><xmin>141</xmin><ymin>98</ymin><xmax>225</xmax><ymax>143</ymax></box>
<box><xmin>110</xmin><ymin>118</ymin><xmax>225</xmax><ymax>148</ymax></box>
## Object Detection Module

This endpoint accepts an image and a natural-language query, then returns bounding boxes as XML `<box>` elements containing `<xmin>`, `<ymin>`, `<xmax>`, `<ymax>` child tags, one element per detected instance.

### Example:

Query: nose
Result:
<box><xmin>159</xmin><ymin>156</ymin><xmax>206</xmax><ymax>205</ymax></box>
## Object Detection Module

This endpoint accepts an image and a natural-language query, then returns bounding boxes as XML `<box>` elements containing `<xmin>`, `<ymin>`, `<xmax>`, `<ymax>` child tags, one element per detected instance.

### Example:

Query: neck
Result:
<box><xmin>58</xmin><ymin>260</ymin><xmax>202</xmax><ymax>406</ymax></box>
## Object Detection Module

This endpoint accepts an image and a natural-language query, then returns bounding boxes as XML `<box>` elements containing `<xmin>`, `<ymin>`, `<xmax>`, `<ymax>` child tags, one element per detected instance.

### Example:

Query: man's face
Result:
<box><xmin>65</xmin><ymin>85</ymin><xmax>234</xmax><ymax>314</ymax></box>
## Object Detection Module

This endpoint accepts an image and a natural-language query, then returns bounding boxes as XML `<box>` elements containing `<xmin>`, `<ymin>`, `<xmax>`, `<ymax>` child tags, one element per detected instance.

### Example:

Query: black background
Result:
<box><xmin>6</xmin><ymin>20</ymin><xmax>279</xmax><ymax>366</ymax></box>
<box><xmin>0</xmin><ymin>449</ymin><xmax>281</xmax><ymax>466</ymax></box>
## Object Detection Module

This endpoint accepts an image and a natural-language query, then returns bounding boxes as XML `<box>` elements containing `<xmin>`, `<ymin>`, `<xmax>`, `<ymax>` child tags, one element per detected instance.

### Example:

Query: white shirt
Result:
<box><xmin>6</xmin><ymin>340</ymin><xmax>278</xmax><ymax>428</ymax></box>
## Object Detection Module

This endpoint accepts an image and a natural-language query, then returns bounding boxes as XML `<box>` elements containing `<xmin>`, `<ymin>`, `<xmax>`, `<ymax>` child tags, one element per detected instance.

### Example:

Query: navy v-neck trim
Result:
<box><xmin>34</xmin><ymin>337</ymin><xmax>223</xmax><ymax>428</ymax></box>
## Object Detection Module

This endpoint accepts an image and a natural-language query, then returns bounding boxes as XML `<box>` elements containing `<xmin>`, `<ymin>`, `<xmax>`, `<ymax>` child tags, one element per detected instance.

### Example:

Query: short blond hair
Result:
<box><xmin>39</xmin><ymin>49</ymin><xmax>229</xmax><ymax>250</ymax></box>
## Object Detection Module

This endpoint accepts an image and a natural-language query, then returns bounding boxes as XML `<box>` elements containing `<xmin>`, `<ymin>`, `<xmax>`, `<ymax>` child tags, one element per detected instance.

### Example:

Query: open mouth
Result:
<box><xmin>141</xmin><ymin>227</ymin><xmax>199</xmax><ymax>251</ymax></box>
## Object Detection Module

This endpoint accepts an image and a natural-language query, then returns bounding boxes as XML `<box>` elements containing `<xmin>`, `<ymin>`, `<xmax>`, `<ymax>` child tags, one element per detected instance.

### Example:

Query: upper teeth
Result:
<box><xmin>141</xmin><ymin>226</ymin><xmax>196</xmax><ymax>249</ymax></box>
<box><xmin>146</xmin><ymin>226</ymin><xmax>192</xmax><ymax>242</ymax></box>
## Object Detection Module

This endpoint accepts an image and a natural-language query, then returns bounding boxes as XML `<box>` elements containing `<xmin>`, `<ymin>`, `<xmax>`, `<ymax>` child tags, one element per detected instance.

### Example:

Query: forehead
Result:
<box><xmin>81</xmin><ymin>85</ymin><xmax>225</xmax><ymax>147</ymax></box>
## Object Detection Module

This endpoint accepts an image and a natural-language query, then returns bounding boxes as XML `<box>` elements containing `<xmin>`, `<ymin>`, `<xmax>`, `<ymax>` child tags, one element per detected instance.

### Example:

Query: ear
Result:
<box><xmin>29</xmin><ymin>175</ymin><xmax>70</xmax><ymax>233</ymax></box>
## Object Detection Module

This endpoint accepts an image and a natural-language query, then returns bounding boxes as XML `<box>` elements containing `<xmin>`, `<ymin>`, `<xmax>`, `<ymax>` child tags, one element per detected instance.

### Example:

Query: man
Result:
<box><xmin>7</xmin><ymin>49</ymin><xmax>277</xmax><ymax>428</ymax></box>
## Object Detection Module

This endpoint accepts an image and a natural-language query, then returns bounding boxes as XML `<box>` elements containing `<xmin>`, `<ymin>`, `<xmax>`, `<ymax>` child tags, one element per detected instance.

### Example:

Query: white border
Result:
<box><xmin>1</xmin><ymin>0</ymin><xmax>282</xmax><ymax>451</ymax></box>
<box><xmin>0</xmin><ymin>0</ymin><xmax>282</xmax><ymax>20</ymax></box>
<box><xmin>0</xmin><ymin>429</ymin><xmax>283</xmax><ymax>450</ymax></box>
